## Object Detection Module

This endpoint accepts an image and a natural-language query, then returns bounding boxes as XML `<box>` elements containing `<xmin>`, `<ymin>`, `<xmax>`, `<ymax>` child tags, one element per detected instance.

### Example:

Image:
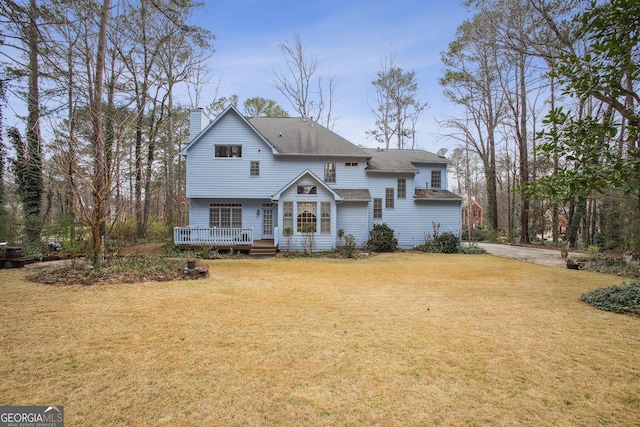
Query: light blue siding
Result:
<box><xmin>184</xmin><ymin>108</ymin><xmax>462</xmax><ymax>252</ymax></box>
<box><xmin>189</xmin><ymin>198</ymin><xmax>276</xmax><ymax>240</ymax></box>
<box><xmin>275</xmin><ymin>174</ymin><xmax>338</xmax><ymax>251</ymax></box>
<box><xmin>365</xmin><ymin>172</ymin><xmax>461</xmax><ymax>249</ymax></box>
<box><xmin>185</xmin><ymin>112</ymin><xmax>368</xmax><ymax>200</ymax></box>
<box><xmin>189</xmin><ymin>109</ymin><xmax>210</xmax><ymax>142</ymax></box>
<box><xmin>414</xmin><ymin>164</ymin><xmax>448</xmax><ymax>190</ymax></box>
<box><xmin>336</xmin><ymin>202</ymin><xmax>370</xmax><ymax>248</ymax></box>
<box><xmin>185</xmin><ymin>112</ymin><xmax>279</xmax><ymax>198</ymax></box>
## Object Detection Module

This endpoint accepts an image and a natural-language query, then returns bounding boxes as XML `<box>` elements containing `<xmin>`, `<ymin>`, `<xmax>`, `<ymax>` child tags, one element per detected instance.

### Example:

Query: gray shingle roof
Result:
<box><xmin>334</xmin><ymin>189</ymin><xmax>372</xmax><ymax>201</ymax></box>
<box><xmin>249</xmin><ymin>117</ymin><xmax>368</xmax><ymax>157</ymax></box>
<box><xmin>414</xmin><ymin>189</ymin><xmax>463</xmax><ymax>201</ymax></box>
<box><xmin>363</xmin><ymin>148</ymin><xmax>449</xmax><ymax>173</ymax></box>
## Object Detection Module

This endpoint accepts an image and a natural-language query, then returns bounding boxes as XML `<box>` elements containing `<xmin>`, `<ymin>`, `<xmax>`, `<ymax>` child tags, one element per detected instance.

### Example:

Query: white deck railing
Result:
<box><xmin>173</xmin><ymin>227</ymin><xmax>254</xmax><ymax>246</ymax></box>
<box><xmin>273</xmin><ymin>227</ymin><xmax>279</xmax><ymax>249</ymax></box>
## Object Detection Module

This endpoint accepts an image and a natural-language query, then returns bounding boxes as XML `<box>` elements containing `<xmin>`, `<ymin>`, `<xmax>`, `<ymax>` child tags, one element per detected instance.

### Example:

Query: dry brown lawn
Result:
<box><xmin>1</xmin><ymin>253</ymin><xmax>639</xmax><ymax>426</ymax></box>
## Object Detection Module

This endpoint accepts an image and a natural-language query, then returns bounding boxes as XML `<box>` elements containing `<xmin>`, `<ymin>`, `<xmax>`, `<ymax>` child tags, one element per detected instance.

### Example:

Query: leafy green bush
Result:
<box><xmin>435</xmin><ymin>232</ymin><xmax>459</xmax><ymax>253</ymax></box>
<box><xmin>459</xmin><ymin>244</ymin><xmax>487</xmax><ymax>254</ymax></box>
<box><xmin>146</xmin><ymin>219</ymin><xmax>169</xmax><ymax>241</ymax></box>
<box><xmin>581</xmin><ymin>282</ymin><xmax>640</xmax><ymax>315</ymax></box>
<box><xmin>414</xmin><ymin>232</ymin><xmax>460</xmax><ymax>254</ymax></box>
<box><xmin>368</xmin><ymin>223</ymin><xmax>397</xmax><ymax>252</ymax></box>
<box><xmin>469</xmin><ymin>226</ymin><xmax>502</xmax><ymax>243</ymax></box>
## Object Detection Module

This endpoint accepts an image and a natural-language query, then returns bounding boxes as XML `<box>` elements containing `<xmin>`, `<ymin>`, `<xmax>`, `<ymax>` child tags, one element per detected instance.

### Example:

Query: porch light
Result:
<box><xmin>257</xmin><ymin>209</ymin><xmax>260</xmax><ymax>216</ymax></box>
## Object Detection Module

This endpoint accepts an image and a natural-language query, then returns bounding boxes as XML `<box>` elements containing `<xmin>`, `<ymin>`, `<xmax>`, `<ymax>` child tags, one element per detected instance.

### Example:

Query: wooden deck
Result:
<box><xmin>175</xmin><ymin>239</ymin><xmax>277</xmax><ymax>257</ymax></box>
<box><xmin>173</xmin><ymin>227</ymin><xmax>279</xmax><ymax>257</ymax></box>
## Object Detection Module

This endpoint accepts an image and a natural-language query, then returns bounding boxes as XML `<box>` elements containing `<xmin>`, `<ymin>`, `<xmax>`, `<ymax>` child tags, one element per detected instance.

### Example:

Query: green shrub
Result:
<box><xmin>469</xmin><ymin>226</ymin><xmax>502</xmax><ymax>243</ymax></box>
<box><xmin>459</xmin><ymin>244</ymin><xmax>487</xmax><ymax>254</ymax></box>
<box><xmin>340</xmin><ymin>233</ymin><xmax>357</xmax><ymax>258</ymax></box>
<box><xmin>414</xmin><ymin>232</ymin><xmax>460</xmax><ymax>254</ymax></box>
<box><xmin>435</xmin><ymin>232</ymin><xmax>459</xmax><ymax>253</ymax></box>
<box><xmin>368</xmin><ymin>223</ymin><xmax>397</xmax><ymax>252</ymax></box>
<box><xmin>146</xmin><ymin>219</ymin><xmax>169</xmax><ymax>241</ymax></box>
<box><xmin>581</xmin><ymin>282</ymin><xmax>640</xmax><ymax>315</ymax></box>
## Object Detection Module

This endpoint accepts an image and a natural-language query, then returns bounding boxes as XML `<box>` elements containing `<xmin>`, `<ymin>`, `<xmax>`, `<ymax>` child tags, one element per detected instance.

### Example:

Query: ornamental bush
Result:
<box><xmin>581</xmin><ymin>282</ymin><xmax>640</xmax><ymax>315</ymax></box>
<box><xmin>435</xmin><ymin>232</ymin><xmax>459</xmax><ymax>253</ymax></box>
<box><xmin>414</xmin><ymin>232</ymin><xmax>460</xmax><ymax>254</ymax></box>
<box><xmin>340</xmin><ymin>233</ymin><xmax>357</xmax><ymax>258</ymax></box>
<box><xmin>368</xmin><ymin>223</ymin><xmax>397</xmax><ymax>252</ymax></box>
<box><xmin>459</xmin><ymin>244</ymin><xmax>487</xmax><ymax>254</ymax></box>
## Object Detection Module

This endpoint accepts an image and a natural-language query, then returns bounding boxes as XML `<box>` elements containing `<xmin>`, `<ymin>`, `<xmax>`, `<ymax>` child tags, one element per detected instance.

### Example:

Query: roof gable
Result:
<box><xmin>181</xmin><ymin>106</ymin><xmax>275</xmax><ymax>156</ymax></box>
<box><xmin>271</xmin><ymin>169</ymin><xmax>343</xmax><ymax>201</ymax></box>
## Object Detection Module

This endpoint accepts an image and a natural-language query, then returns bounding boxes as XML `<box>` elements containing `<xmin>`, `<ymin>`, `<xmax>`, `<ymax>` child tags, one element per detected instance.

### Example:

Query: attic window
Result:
<box><xmin>297</xmin><ymin>185</ymin><xmax>317</xmax><ymax>195</ymax></box>
<box><xmin>215</xmin><ymin>145</ymin><xmax>242</xmax><ymax>158</ymax></box>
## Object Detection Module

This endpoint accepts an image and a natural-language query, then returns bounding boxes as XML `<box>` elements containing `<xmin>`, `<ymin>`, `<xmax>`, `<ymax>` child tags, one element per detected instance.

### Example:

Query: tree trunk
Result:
<box><xmin>25</xmin><ymin>0</ymin><xmax>44</xmax><ymax>248</ymax></box>
<box><xmin>89</xmin><ymin>0</ymin><xmax>111</xmax><ymax>267</ymax></box>
<box><xmin>517</xmin><ymin>53</ymin><xmax>530</xmax><ymax>244</ymax></box>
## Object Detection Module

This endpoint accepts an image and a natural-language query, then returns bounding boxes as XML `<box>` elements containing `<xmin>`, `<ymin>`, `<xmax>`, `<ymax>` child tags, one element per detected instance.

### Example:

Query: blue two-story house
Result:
<box><xmin>174</xmin><ymin>106</ymin><xmax>462</xmax><ymax>254</ymax></box>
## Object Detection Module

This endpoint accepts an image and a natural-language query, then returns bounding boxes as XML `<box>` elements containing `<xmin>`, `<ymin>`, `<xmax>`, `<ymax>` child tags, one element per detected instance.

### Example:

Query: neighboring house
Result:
<box><xmin>462</xmin><ymin>196</ymin><xmax>483</xmax><ymax>229</ymax></box>
<box><xmin>174</xmin><ymin>106</ymin><xmax>462</xmax><ymax>253</ymax></box>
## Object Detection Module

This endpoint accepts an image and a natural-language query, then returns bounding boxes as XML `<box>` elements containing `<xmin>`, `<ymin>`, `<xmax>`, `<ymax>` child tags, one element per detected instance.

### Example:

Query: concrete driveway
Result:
<box><xmin>471</xmin><ymin>242</ymin><xmax>576</xmax><ymax>268</ymax></box>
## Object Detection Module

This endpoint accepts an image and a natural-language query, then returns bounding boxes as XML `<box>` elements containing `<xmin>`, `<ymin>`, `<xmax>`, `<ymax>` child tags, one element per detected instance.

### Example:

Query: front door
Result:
<box><xmin>262</xmin><ymin>207</ymin><xmax>273</xmax><ymax>238</ymax></box>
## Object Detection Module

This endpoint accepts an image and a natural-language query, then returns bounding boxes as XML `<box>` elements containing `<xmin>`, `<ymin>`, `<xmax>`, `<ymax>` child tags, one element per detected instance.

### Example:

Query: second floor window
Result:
<box><xmin>324</xmin><ymin>162</ymin><xmax>336</xmax><ymax>183</ymax></box>
<box><xmin>385</xmin><ymin>188</ymin><xmax>394</xmax><ymax>208</ymax></box>
<box><xmin>215</xmin><ymin>145</ymin><xmax>242</xmax><ymax>158</ymax></box>
<box><xmin>397</xmin><ymin>178</ymin><xmax>406</xmax><ymax>199</ymax></box>
<box><xmin>431</xmin><ymin>170</ymin><xmax>441</xmax><ymax>189</ymax></box>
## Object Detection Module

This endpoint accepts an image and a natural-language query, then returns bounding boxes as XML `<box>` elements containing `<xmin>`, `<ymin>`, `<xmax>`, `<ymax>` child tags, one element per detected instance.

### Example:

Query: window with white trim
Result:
<box><xmin>397</xmin><ymin>178</ymin><xmax>406</xmax><ymax>199</ymax></box>
<box><xmin>431</xmin><ymin>170</ymin><xmax>442</xmax><ymax>189</ymax></box>
<box><xmin>297</xmin><ymin>202</ymin><xmax>317</xmax><ymax>232</ymax></box>
<box><xmin>373</xmin><ymin>198</ymin><xmax>382</xmax><ymax>219</ymax></box>
<box><xmin>215</xmin><ymin>145</ymin><xmax>242</xmax><ymax>158</ymax></box>
<box><xmin>210</xmin><ymin>203</ymin><xmax>242</xmax><ymax>228</ymax></box>
<box><xmin>320</xmin><ymin>202</ymin><xmax>331</xmax><ymax>234</ymax></box>
<box><xmin>385</xmin><ymin>187</ymin><xmax>394</xmax><ymax>208</ymax></box>
<box><xmin>283</xmin><ymin>201</ymin><xmax>293</xmax><ymax>230</ymax></box>
<box><xmin>324</xmin><ymin>162</ymin><xmax>336</xmax><ymax>183</ymax></box>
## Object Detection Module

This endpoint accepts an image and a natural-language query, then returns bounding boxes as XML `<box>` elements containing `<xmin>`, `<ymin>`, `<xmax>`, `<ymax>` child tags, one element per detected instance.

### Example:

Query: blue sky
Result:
<box><xmin>193</xmin><ymin>0</ymin><xmax>471</xmax><ymax>152</ymax></box>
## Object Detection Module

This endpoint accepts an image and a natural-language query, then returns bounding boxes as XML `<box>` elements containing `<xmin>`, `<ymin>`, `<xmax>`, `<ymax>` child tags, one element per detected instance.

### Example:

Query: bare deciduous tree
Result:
<box><xmin>272</xmin><ymin>33</ymin><xmax>335</xmax><ymax>128</ymax></box>
<box><xmin>368</xmin><ymin>53</ymin><xmax>428</xmax><ymax>149</ymax></box>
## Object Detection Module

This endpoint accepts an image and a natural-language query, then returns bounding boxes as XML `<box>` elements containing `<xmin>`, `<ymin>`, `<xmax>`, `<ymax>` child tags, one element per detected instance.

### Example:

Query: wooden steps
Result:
<box><xmin>249</xmin><ymin>239</ymin><xmax>277</xmax><ymax>257</ymax></box>
<box><xmin>249</xmin><ymin>246</ymin><xmax>277</xmax><ymax>257</ymax></box>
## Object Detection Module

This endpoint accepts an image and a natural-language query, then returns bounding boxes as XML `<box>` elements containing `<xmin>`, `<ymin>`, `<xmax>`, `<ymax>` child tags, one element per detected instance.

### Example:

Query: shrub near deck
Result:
<box><xmin>0</xmin><ymin>253</ymin><xmax>638</xmax><ymax>426</ymax></box>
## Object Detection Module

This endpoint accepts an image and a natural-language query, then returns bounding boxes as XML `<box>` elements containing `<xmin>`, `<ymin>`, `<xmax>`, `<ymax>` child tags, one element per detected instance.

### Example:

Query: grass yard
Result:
<box><xmin>1</xmin><ymin>253</ymin><xmax>639</xmax><ymax>426</ymax></box>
